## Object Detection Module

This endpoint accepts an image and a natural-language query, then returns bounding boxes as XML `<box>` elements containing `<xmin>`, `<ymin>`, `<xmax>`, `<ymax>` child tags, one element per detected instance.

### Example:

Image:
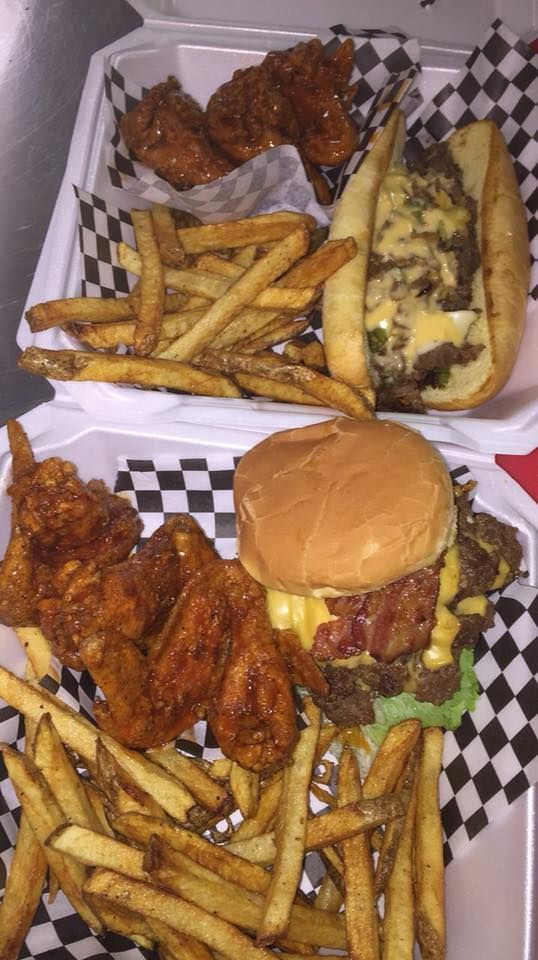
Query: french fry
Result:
<box><xmin>315</xmin><ymin>723</ymin><xmax>338</xmax><ymax>764</ymax></box>
<box><xmin>257</xmin><ymin>704</ymin><xmax>321</xmax><ymax>944</ymax></box>
<box><xmin>152</xmin><ymin>203</ymin><xmax>186</xmax><ymax>266</ymax></box>
<box><xmin>159</xmin><ymin>227</ymin><xmax>311</xmax><ymax>363</ymax></box>
<box><xmin>47</xmin><ymin>823</ymin><xmax>147</xmax><ymax>879</ymax></box>
<box><xmin>314</xmin><ymin>873</ymin><xmax>343</xmax><ymax>913</ymax></box>
<box><xmin>338</xmin><ymin>747</ymin><xmax>379</xmax><ymax>960</ymax></box>
<box><xmin>0</xmin><ymin>667</ymin><xmax>195</xmax><ymax>821</ymax></box>
<box><xmin>239</xmin><ymin>318</ymin><xmax>310</xmax><ymax>353</ymax></box>
<box><xmin>145</xmin><ymin>837</ymin><xmax>347</xmax><ymax>950</ymax></box>
<box><xmin>32</xmin><ymin>713</ymin><xmax>103</xmax><ymax>832</ymax></box>
<box><xmin>232</xmin><ymin>771</ymin><xmax>283</xmax><ymax>841</ymax></box>
<box><xmin>85</xmin><ymin>781</ymin><xmax>115</xmax><ymax>837</ymax></box>
<box><xmin>196</xmin><ymin>350</ymin><xmax>374</xmax><ymax>419</ymax></box>
<box><xmin>96</xmin><ymin>739</ymin><xmax>167</xmax><ymax>819</ymax></box>
<box><xmin>208</xmin><ymin>757</ymin><xmax>232</xmax><ymax>779</ymax></box>
<box><xmin>232</xmin><ymin>245</ymin><xmax>257</xmax><ymax>268</ymax></box>
<box><xmin>15</xmin><ymin>626</ymin><xmax>53</xmax><ymax>681</ymax></box>
<box><xmin>147</xmin><ymin>746</ymin><xmax>229</xmax><ymax>812</ymax></box>
<box><xmin>0</xmin><ymin>813</ymin><xmax>47</xmax><ymax>960</ymax></box>
<box><xmin>150</xmin><ymin>919</ymin><xmax>214</xmax><ymax>960</ymax></box>
<box><xmin>415</xmin><ymin>729</ymin><xmax>445</xmax><ymax>960</ymax></box>
<box><xmin>226</xmin><ymin>794</ymin><xmax>402</xmax><ymax>864</ymax></box>
<box><xmin>119</xmin><ymin>243</ymin><xmax>317</xmax><ymax>313</ymax></box>
<box><xmin>72</xmin><ymin>307</ymin><xmax>206</xmax><ymax>350</ymax></box>
<box><xmin>230</xmin><ymin>761</ymin><xmax>260</xmax><ymax>819</ymax></box>
<box><xmin>86</xmin><ymin>894</ymin><xmax>155</xmax><ymax>949</ymax></box>
<box><xmin>18</xmin><ymin>347</ymin><xmax>242</xmax><ymax>398</ymax></box>
<box><xmin>84</xmin><ymin>869</ymin><xmax>276</xmax><ymax>960</ymax></box>
<box><xmin>234</xmin><ymin>373</ymin><xmax>322</xmax><ymax>406</ymax></box>
<box><xmin>130</xmin><ymin>209</ymin><xmax>165</xmax><ymax>355</ymax></box>
<box><xmin>374</xmin><ymin>743</ymin><xmax>420</xmax><ymax>898</ymax></box>
<box><xmin>363</xmin><ymin>719</ymin><xmax>421</xmax><ymax>799</ymax></box>
<box><xmin>176</xmin><ymin>212</ymin><xmax>316</xmax><ymax>254</ymax></box>
<box><xmin>382</xmin><ymin>775</ymin><xmax>418</xmax><ymax>959</ymax></box>
<box><xmin>1</xmin><ymin>746</ymin><xmax>102</xmax><ymax>932</ymax></box>
<box><xmin>7</xmin><ymin>418</ymin><xmax>36</xmax><ymax>479</ymax></box>
<box><xmin>282</xmin><ymin>338</ymin><xmax>327</xmax><ymax>370</ymax></box>
<box><xmin>26</xmin><ymin>297</ymin><xmax>135</xmax><ymax>331</ymax></box>
<box><xmin>281</xmin><ymin>237</ymin><xmax>357</xmax><ymax>287</ymax></box>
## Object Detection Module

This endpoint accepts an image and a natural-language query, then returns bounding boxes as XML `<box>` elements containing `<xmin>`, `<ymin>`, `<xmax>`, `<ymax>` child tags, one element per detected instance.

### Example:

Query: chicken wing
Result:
<box><xmin>81</xmin><ymin>559</ymin><xmax>298</xmax><ymax>772</ymax></box>
<box><xmin>120</xmin><ymin>76</ymin><xmax>235</xmax><ymax>188</ymax></box>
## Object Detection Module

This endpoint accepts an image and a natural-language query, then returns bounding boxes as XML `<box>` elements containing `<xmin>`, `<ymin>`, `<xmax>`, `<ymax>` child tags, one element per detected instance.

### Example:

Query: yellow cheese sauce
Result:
<box><xmin>265</xmin><ymin>590</ymin><xmax>335</xmax><ymax>651</ymax></box>
<box><xmin>365</xmin><ymin>162</ymin><xmax>478</xmax><ymax>377</ymax></box>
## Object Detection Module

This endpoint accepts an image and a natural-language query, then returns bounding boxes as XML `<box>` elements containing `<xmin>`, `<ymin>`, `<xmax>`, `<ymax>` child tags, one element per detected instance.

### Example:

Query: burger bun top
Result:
<box><xmin>234</xmin><ymin>417</ymin><xmax>454</xmax><ymax>597</ymax></box>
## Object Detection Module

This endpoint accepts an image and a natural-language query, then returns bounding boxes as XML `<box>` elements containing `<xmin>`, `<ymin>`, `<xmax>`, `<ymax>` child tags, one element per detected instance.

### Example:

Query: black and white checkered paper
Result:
<box><xmin>1</xmin><ymin>456</ymin><xmax>537</xmax><ymax>959</ymax></box>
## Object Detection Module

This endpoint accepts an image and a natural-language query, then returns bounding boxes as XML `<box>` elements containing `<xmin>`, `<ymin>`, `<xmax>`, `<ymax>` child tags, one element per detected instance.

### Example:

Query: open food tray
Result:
<box><xmin>15</xmin><ymin>6</ymin><xmax>538</xmax><ymax>454</ymax></box>
<box><xmin>0</xmin><ymin>406</ymin><xmax>537</xmax><ymax>960</ymax></box>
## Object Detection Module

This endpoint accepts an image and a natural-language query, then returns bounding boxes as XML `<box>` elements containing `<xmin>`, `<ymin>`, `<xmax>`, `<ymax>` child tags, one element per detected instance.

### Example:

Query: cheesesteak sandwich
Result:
<box><xmin>322</xmin><ymin>110</ymin><xmax>530</xmax><ymax>412</ymax></box>
<box><xmin>234</xmin><ymin>418</ymin><xmax>522</xmax><ymax>734</ymax></box>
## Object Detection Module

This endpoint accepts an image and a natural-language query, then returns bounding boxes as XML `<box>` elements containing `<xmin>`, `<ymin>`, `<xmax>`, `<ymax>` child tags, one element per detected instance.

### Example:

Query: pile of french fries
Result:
<box><xmin>19</xmin><ymin>206</ymin><xmax>374</xmax><ymax>419</ymax></box>
<box><xmin>0</xmin><ymin>628</ymin><xmax>446</xmax><ymax>960</ymax></box>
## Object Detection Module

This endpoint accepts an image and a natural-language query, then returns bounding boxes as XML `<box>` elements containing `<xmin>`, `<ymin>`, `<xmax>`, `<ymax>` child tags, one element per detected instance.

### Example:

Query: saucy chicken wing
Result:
<box><xmin>120</xmin><ymin>76</ymin><xmax>236</xmax><ymax>188</ymax></box>
<box><xmin>81</xmin><ymin>559</ymin><xmax>298</xmax><ymax>772</ymax></box>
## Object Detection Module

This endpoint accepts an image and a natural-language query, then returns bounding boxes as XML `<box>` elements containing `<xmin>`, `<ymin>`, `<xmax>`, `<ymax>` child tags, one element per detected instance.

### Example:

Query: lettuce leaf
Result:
<box><xmin>363</xmin><ymin>649</ymin><xmax>478</xmax><ymax>746</ymax></box>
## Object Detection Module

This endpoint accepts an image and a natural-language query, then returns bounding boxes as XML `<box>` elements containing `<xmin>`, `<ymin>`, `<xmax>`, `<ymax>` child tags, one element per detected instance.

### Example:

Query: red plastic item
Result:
<box><xmin>496</xmin><ymin>448</ymin><xmax>538</xmax><ymax>503</ymax></box>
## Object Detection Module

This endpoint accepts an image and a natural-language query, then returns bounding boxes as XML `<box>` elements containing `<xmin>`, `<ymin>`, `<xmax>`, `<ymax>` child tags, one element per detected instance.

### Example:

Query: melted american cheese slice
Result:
<box><xmin>265</xmin><ymin>590</ymin><xmax>335</xmax><ymax>651</ymax></box>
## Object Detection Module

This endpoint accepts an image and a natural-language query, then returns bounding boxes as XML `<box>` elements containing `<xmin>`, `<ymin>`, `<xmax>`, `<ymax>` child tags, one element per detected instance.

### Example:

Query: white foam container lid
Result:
<box><xmin>0</xmin><ymin>407</ymin><xmax>536</xmax><ymax>960</ymax></box>
<box><xmin>15</xmin><ymin>0</ymin><xmax>538</xmax><ymax>454</ymax></box>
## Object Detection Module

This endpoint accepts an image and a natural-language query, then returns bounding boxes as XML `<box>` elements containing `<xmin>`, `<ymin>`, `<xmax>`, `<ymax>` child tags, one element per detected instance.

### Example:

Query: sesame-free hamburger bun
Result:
<box><xmin>234</xmin><ymin>417</ymin><xmax>454</xmax><ymax>598</ymax></box>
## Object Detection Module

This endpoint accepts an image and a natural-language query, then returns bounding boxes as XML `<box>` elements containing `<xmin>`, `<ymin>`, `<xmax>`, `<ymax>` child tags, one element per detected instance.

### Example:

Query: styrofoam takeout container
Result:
<box><xmin>15</xmin><ymin>1</ymin><xmax>538</xmax><ymax>453</ymax></box>
<box><xmin>0</xmin><ymin>406</ymin><xmax>536</xmax><ymax>960</ymax></box>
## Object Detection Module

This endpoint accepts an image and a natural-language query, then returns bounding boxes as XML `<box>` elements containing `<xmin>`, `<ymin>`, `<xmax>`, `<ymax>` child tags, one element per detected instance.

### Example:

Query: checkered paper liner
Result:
<box><xmin>1</xmin><ymin>455</ymin><xmax>537</xmax><ymax>960</ymax></box>
<box><xmin>104</xmin><ymin>26</ymin><xmax>422</xmax><ymax>224</ymax></box>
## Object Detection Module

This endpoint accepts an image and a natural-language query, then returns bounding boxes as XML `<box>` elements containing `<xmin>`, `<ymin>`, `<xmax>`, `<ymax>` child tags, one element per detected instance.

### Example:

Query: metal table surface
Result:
<box><xmin>0</xmin><ymin>0</ymin><xmax>141</xmax><ymax>426</ymax></box>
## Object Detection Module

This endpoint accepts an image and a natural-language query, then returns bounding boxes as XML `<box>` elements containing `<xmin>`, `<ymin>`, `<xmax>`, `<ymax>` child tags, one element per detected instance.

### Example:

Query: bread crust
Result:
<box><xmin>323</xmin><ymin>113</ymin><xmax>529</xmax><ymax>411</ymax></box>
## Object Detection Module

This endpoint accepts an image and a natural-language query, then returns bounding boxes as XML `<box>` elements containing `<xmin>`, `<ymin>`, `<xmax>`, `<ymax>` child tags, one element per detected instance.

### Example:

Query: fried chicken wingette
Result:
<box><xmin>120</xmin><ymin>76</ymin><xmax>235</xmax><ymax>188</ymax></box>
<box><xmin>0</xmin><ymin>422</ymin><xmax>141</xmax><ymax>629</ymax></box>
<box><xmin>81</xmin><ymin>560</ymin><xmax>298</xmax><ymax>772</ymax></box>
<box><xmin>39</xmin><ymin>515</ymin><xmax>217</xmax><ymax>669</ymax></box>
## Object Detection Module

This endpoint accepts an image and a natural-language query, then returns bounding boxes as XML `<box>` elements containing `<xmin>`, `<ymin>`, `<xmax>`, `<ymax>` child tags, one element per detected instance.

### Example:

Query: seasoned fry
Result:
<box><xmin>281</xmin><ymin>237</ymin><xmax>357</xmax><ymax>286</ymax></box>
<box><xmin>159</xmin><ymin>227</ymin><xmax>311</xmax><ymax>362</ymax></box>
<box><xmin>119</xmin><ymin>243</ymin><xmax>316</xmax><ymax>313</ymax></box>
<box><xmin>18</xmin><ymin>347</ymin><xmax>242</xmax><ymax>398</ymax></box>
<box><xmin>232</xmin><ymin>771</ymin><xmax>283</xmax><ymax>841</ymax></box>
<box><xmin>32</xmin><ymin>713</ymin><xmax>103</xmax><ymax>832</ymax></box>
<box><xmin>72</xmin><ymin>307</ymin><xmax>206</xmax><ymax>350</ymax></box>
<box><xmin>230</xmin><ymin>761</ymin><xmax>260</xmax><ymax>819</ymax></box>
<box><xmin>234</xmin><ymin>373</ymin><xmax>324</xmax><ymax>406</ymax></box>
<box><xmin>2</xmin><ymin>746</ymin><xmax>103</xmax><ymax>932</ymax></box>
<box><xmin>314</xmin><ymin>873</ymin><xmax>343</xmax><ymax>913</ymax></box>
<box><xmin>0</xmin><ymin>813</ymin><xmax>47</xmax><ymax>960</ymax></box>
<box><xmin>0</xmin><ymin>667</ymin><xmax>195</xmax><ymax>820</ymax></box>
<box><xmin>146</xmin><ymin>839</ymin><xmax>347</xmax><ymax>950</ymax></box>
<box><xmin>374</xmin><ymin>744</ymin><xmax>420</xmax><ymax>898</ymax></box>
<box><xmin>196</xmin><ymin>349</ymin><xmax>373</xmax><ymax>418</ymax></box>
<box><xmin>213</xmin><ymin>308</ymin><xmax>286</xmax><ymax>349</ymax></box>
<box><xmin>26</xmin><ymin>297</ymin><xmax>135</xmax><ymax>332</ymax></box>
<box><xmin>382</xmin><ymin>776</ymin><xmax>418</xmax><ymax>959</ymax></box>
<box><xmin>130</xmin><ymin>209</ymin><xmax>165</xmax><ymax>355</ymax></box>
<box><xmin>415</xmin><ymin>729</ymin><xmax>445</xmax><ymax>960</ymax></box>
<box><xmin>282</xmin><ymin>338</ymin><xmax>327</xmax><ymax>370</ymax></box>
<box><xmin>363</xmin><ymin>719</ymin><xmax>421</xmax><ymax>799</ymax></box>
<box><xmin>338</xmin><ymin>747</ymin><xmax>379</xmax><ymax>960</ymax></box>
<box><xmin>147</xmin><ymin>746</ymin><xmax>229</xmax><ymax>813</ymax></box>
<box><xmin>176</xmin><ymin>211</ymin><xmax>316</xmax><ymax>254</ymax></box>
<box><xmin>239</xmin><ymin>318</ymin><xmax>310</xmax><ymax>353</ymax></box>
<box><xmin>152</xmin><ymin>203</ymin><xmax>186</xmax><ymax>266</ymax></box>
<box><xmin>96</xmin><ymin>739</ymin><xmax>167</xmax><ymax>819</ymax></box>
<box><xmin>257</xmin><ymin>704</ymin><xmax>321</xmax><ymax>943</ymax></box>
<box><xmin>226</xmin><ymin>794</ymin><xmax>402</xmax><ymax>864</ymax></box>
<box><xmin>84</xmin><ymin>869</ymin><xmax>276</xmax><ymax>960</ymax></box>
<box><xmin>15</xmin><ymin>626</ymin><xmax>53</xmax><ymax>681</ymax></box>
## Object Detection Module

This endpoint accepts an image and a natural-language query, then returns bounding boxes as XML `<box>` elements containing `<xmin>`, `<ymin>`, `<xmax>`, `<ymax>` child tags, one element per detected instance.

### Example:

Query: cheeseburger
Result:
<box><xmin>234</xmin><ymin>418</ymin><xmax>522</xmax><ymax>731</ymax></box>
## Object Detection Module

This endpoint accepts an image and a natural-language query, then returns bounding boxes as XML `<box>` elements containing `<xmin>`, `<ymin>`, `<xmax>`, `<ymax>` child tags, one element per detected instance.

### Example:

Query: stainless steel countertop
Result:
<box><xmin>0</xmin><ymin>0</ymin><xmax>141</xmax><ymax>425</ymax></box>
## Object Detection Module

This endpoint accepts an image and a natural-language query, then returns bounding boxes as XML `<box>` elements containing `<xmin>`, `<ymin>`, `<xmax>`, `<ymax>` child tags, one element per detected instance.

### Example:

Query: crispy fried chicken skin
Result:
<box><xmin>119</xmin><ymin>39</ymin><xmax>358</xmax><ymax>203</ymax></box>
<box><xmin>0</xmin><ymin>422</ymin><xmax>304</xmax><ymax>773</ymax></box>
<box><xmin>81</xmin><ymin>559</ymin><xmax>298</xmax><ymax>772</ymax></box>
<box><xmin>120</xmin><ymin>76</ymin><xmax>236</xmax><ymax>188</ymax></box>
